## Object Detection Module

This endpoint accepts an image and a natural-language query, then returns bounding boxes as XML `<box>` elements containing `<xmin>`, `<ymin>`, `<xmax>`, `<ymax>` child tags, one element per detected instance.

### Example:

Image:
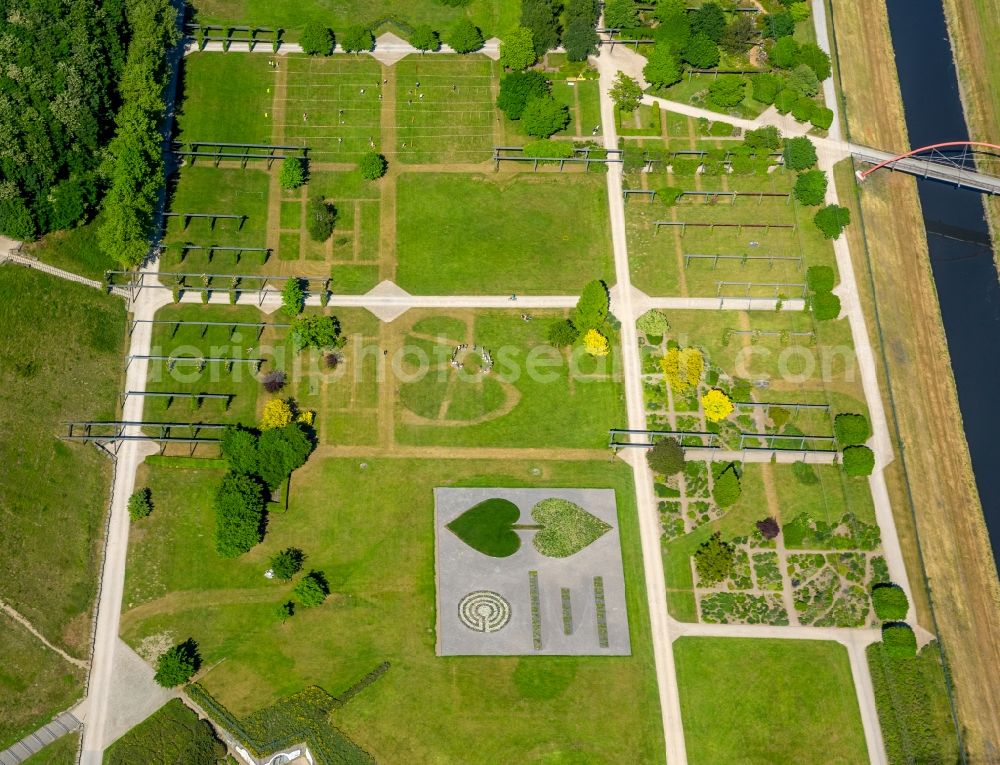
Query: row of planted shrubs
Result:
<box><xmin>298</xmin><ymin>17</ymin><xmax>484</xmax><ymax>56</ymax></box>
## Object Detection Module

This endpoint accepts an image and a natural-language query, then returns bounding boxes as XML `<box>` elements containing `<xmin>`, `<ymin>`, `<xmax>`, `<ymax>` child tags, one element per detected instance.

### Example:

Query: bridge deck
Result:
<box><xmin>851</xmin><ymin>144</ymin><xmax>1000</xmax><ymax>194</ymax></box>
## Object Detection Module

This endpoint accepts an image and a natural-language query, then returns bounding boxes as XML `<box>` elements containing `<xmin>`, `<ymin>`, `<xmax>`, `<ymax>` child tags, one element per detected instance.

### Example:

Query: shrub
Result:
<box><xmin>661</xmin><ymin>346</ymin><xmax>703</xmax><ymax>393</ymax></box>
<box><xmin>806</xmin><ymin>265</ymin><xmax>835</xmax><ymax>293</ymax></box>
<box><xmin>127</xmin><ymin>488</ymin><xmax>153</xmax><ymax>520</ymax></box>
<box><xmin>799</xmin><ymin>41</ymin><xmax>832</xmax><ymax>80</ymax></box>
<box><xmin>497</xmin><ymin>71</ymin><xmax>549</xmax><ymax>120</ymax></box>
<box><xmin>610</xmin><ymin>72</ymin><xmax>643</xmax><ymax>113</ymax></box>
<box><xmin>276</xmin><ymin>601</ymin><xmax>295</xmax><ymax>620</ymax></box>
<box><xmin>701</xmin><ymin>388</ymin><xmax>734</xmax><ymax>422</ymax></box>
<box><xmin>691</xmin><ymin>2</ymin><xmax>726</xmax><ymax>42</ymax></box>
<box><xmin>872</xmin><ymin>583</ymin><xmax>910</xmax><ymax>621</ymax></box>
<box><xmin>221</xmin><ymin>426</ymin><xmax>260</xmax><ymax>475</ymax></box>
<box><xmin>770</xmin><ymin>35</ymin><xmax>800</xmax><ymax>68</ymax></box>
<box><xmin>583</xmin><ymin>328</ymin><xmax>610</xmax><ymax>356</ymax></box>
<box><xmin>643</xmin><ymin>43</ymin><xmax>683</xmax><ymax>89</ymax></box>
<box><xmin>261</xmin><ymin>399</ymin><xmax>294</xmax><ymax>430</ymax></box>
<box><xmin>306</xmin><ymin>197</ymin><xmax>337</xmax><ymax>242</ymax></box>
<box><xmin>774</xmin><ymin>87</ymin><xmax>799</xmax><ymax>115</ymax></box>
<box><xmin>521</xmin><ymin>95</ymin><xmax>570</xmax><ymax>138</ymax></box>
<box><xmin>637</xmin><ymin>309</ymin><xmax>670</xmax><ymax>336</ymax></box>
<box><xmin>682</xmin><ymin>33</ymin><xmax>720</xmax><ymax>69</ymax></box>
<box><xmin>279</xmin><ymin>157</ymin><xmax>306</xmax><ymax>190</ymax></box>
<box><xmin>262</xmin><ymin>370</ymin><xmax>287</xmax><ymax>394</ymax></box>
<box><xmin>270</xmin><ymin>547</ymin><xmax>305</xmax><ymax>581</ymax></box>
<box><xmin>281</xmin><ymin>277</ymin><xmax>305</xmax><ymax>317</ymax></box>
<box><xmin>707</xmin><ymin>75</ymin><xmax>746</xmax><ymax>108</ymax></box>
<box><xmin>751</xmin><ymin>73</ymin><xmax>783</xmax><ymax>105</ymax></box>
<box><xmin>359</xmin><ymin>151</ymin><xmax>387</xmax><ymax>180</ymax></box>
<box><xmin>522</xmin><ymin>139</ymin><xmax>574</xmax><ymax>159</ymax></box>
<box><xmin>446</xmin><ymin>18</ymin><xmax>484</xmax><ymax>53</ymax></box>
<box><xmin>294</xmin><ymin>571</ymin><xmax>330</xmax><ymax>607</ymax></box>
<box><xmin>756</xmin><ymin>517</ymin><xmax>780</xmax><ymax>540</ymax></box>
<box><xmin>258</xmin><ymin>423</ymin><xmax>315</xmax><ymax>489</ymax></box>
<box><xmin>787</xmin><ymin>63</ymin><xmax>819</xmax><ymax>97</ymax></box>
<box><xmin>743</xmin><ymin>125</ymin><xmax>781</xmax><ymax>151</ymax></box>
<box><xmin>834</xmin><ymin>413</ymin><xmax>871</xmax><ymax>445</ymax></box>
<box><xmin>694</xmin><ymin>532</ymin><xmax>736</xmax><ymax>586</ymax></box>
<box><xmin>410</xmin><ymin>24</ymin><xmax>441</xmax><ymax>52</ymax></box>
<box><xmin>842</xmin><ymin>445</ymin><xmax>875</xmax><ymax>476</ymax></box>
<box><xmin>154</xmin><ymin>639</ymin><xmax>200</xmax><ymax>687</ymax></box>
<box><xmin>814</xmin><ymin>204</ymin><xmax>851</xmax><ymax>239</ymax></box>
<box><xmin>340</xmin><ymin>25</ymin><xmax>374</xmax><ymax>53</ymax></box>
<box><xmin>882</xmin><ymin>622</ymin><xmax>917</xmax><ymax>658</ymax></box>
<box><xmin>812</xmin><ymin>291</ymin><xmax>841</xmax><ymax>321</ymax></box>
<box><xmin>791</xmin><ymin>96</ymin><xmax>816</xmax><ymax>122</ymax></box>
<box><xmin>300</xmin><ymin>23</ymin><xmax>334</xmax><ymax>55</ymax></box>
<box><xmin>712</xmin><ymin>464</ymin><xmax>742</xmax><ymax>507</ymax></box>
<box><xmin>646</xmin><ymin>437</ymin><xmax>684</xmax><ymax>476</ymax></box>
<box><xmin>783</xmin><ymin>136</ymin><xmax>817</xmax><ymax>170</ymax></box>
<box><xmin>793</xmin><ymin>169</ymin><xmax>828</xmax><ymax>205</ymax></box>
<box><xmin>290</xmin><ymin>314</ymin><xmax>345</xmax><ymax>351</ymax></box>
<box><xmin>763</xmin><ymin>11</ymin><xmax>794</xmax><ymax>39</ymax></box>
<box><xmin>604</xmin><ymin>0</ymin><xmax>639</xmax><ymax>28</ymax></box>
<box><xmin>573</xmin><ymin>279</ymin><xmax>609</xmax><ymax>331</ymax></box>
<box><xmin>562</xmin><ymin>13</ymin><xmax>598</xmax><ymax>61</ymax></box>
<box><xmin>547</xmin><ymin>318</ymin><xmax>580</xmax><ymax>347</ymax></box>
<box><xmin>214</xmin><ymin>473</ymin><xmax>265</xmax><ymax>558</ymax></box>
<box><xmin>500</xmin><ymin>26</ymin><xmax>536</xmax><ymax>70</ymax></box>
<box><xmin>810</xmin><ymin>105</ymin><xmax>834</xmax><ymax>130</ymax></box>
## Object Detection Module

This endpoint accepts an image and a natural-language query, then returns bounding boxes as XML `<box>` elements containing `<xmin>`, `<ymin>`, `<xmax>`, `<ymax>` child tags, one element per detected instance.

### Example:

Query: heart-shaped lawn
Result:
<box><xmin>446</xmin><ymin>498</ymin><xmax>522</xmax><ymax>557</ymax></box>
<box><xmin>531</xmin><ymin>498</ymin><xmax>611</xmax><ymax>558</ymax></box>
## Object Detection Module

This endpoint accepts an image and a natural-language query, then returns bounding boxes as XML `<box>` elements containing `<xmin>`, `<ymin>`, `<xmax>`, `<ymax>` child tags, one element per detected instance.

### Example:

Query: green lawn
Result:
<box><xmin>120</xmin><ymin>456</ymin><xmax>665</xmax><ymax>764</ymax></box>
<box><xmin>25</xmin><ymin>218</ymin><xmax>116</xmax><ymax>281</ymax></box>
<box><xmin>0</xmin><ymin>616</ymin><xmax>85</xmax><ymax>750</ymax></box>
<box><xmin>395</xmin><ymin>310</ymin><xmax>625</xmax><ymax>448</ymax></box>
<box><xmin>395</xmin><ymin>56</ymin><xmax>497</xmax><ymax>165</ymax></box>
<box><xmin>674</xmin><ymin>637</ymin><xmax>868</xmax><ymax>764</ymax></box>
<box><xmin>23</xmin><ymin>731</ymin><xmax>78</xmax><ymax>764</ymax></box>
<box><xmin>187</xmin><ymin>0</ymin><xmax>520</xmax><ymax>40</ymax></box>
<box><xmin>0</xmin><ymin>268</ymin><xmax>125</xmax><ymax>745</ymax></box>
<box><xmin>176</xmin><ymin>54</ymin><xmax>274</xmax><ymax>144</ymax></box>
<box><xmin>396</xmin><ymin>173</ymin><xmax>614</xmax><ymax>294</ymax></box>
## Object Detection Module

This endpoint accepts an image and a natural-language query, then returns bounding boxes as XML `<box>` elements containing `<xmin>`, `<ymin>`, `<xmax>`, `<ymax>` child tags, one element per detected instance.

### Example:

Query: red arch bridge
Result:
<box><xmin>852</xmin><ymin>141</ymin><xmax>1000</xmax><ymax>194</ymax></box>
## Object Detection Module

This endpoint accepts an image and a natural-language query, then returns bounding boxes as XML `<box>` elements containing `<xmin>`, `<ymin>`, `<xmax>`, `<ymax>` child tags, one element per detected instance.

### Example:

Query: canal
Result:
<box><xmin>884</xmin><ymin>0</ymin><xmax>1000</xmax><ymax>567</ymax></box>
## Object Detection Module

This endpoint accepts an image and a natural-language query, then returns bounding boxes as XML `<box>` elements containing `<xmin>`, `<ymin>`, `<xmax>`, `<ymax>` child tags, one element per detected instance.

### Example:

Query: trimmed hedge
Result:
<box><xmin>812</xmin><ymin>290</ymin><xmax>841</xmax><ymax>320</ymax></box>
<box><xmin>882</xmin><ymin>622</ymin><xmax>917</xmax><ymax>658</ymax></box>
<box><xmin>834</xmin><ymin>412</ymin><xmax>871</xmax><ymax>446</ymax></box>
<box><xmin>842</xmin><ymin>444</ymin><xmax>875</xmax><ymax>476</ymax></box>
<box><xmin>871</xmin><ymin>583</ymin><xmax>909</xmax><ymax>621</ymax></box>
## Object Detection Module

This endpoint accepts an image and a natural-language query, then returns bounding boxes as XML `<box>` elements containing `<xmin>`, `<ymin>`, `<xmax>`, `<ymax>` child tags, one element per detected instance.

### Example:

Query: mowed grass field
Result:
<box><xmin>120</xmin><ymin>457</ymin><xmax>665</xmax><ymax>764</ymax></box>
<box><xmin>396</xmin><ymin>172</ymin><xmax>613</xmax><ymax>294</ymax></box>
<box><xmin>176</xmin><ymin>53</ymin><xmax>274</xmax><ymax>145</ymax></box>
<box><xmin>0</xmin><ymin>268</ymin><xmax>126</xmax><ymax>745</ymax></box>
<box><xmin>674</xmin><ymin>637</ymin><xmax>868</xmax><ymax>764</ymax></box>
<box><xmin>187</xmin><ymin>0</ymin><xmax>520</xmax><ymax>40</ymax></box>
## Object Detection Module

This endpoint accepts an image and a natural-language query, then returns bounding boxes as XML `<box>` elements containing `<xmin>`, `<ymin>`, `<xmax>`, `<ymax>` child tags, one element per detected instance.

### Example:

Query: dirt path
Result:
<box><xmin>119</xmin><ymin>588</ymin><xmax>280</xmax><ymax>633</ymax></box>
<box><xmin>378</xmin><ymin>65</ymin><xmax>398</xmax><ymax>283</ymax></box>
<box><xmin>1</xmin><ymin>600</ymin><xmax>89</xmax><ymax>669</ymax></box>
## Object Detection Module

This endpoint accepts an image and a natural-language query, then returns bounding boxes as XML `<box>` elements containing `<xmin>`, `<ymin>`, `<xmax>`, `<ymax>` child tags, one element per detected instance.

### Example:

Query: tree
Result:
<box><xmin>497</xmin><ymin>71</ymin><xmax>550</xmax><ymax>120</ymax></box>
<box><xmin>809</xmin><ymin>290</ymin><xmax>839</xmax><ymax>320</ymax></box>
<box><xmin>720</xmin><ymin>15</ymin><xmax>756</xmax><ymax>54</ymax></box>
<box><xmin>359</xmin><ymin>151</ymin><xmax>388</xmax><ymax>180</ymax></box>
<box><xmin>798</xmin><ymin>42</ymin><xmax>832</xmax><ymax>80</ymax></box>
<box><xmin>701</xmin><ymin>388</ymin><xmax>734</xmax><ymax>422</ymax></box>
<box><xmin>573</xmin><ymin>279</ymin><xmax>609</xmax><ymax>330</ymax></box>
<box><xmin>604</xmin><ymin>0</ymin><xmax>639</xmax><ymax>28</ymax></box>
<box><xmin>154</xmin><ymin>639</ymin><xmax>200</xmax><ymax>687</ymax></box>
<box><xmin>128</xmin><ymin>488</ymin><xmax>153</xmax><ymax>520</ymax></box>
<box><xmin>290</xmin><ymin>314</ymin><xmax>345</xmax><ymax>351</ymax></box>
<box><xmin>743</xmin><ymin>125</ymin><xmax>781</xmax><ymax>151</ymax></box>
<box><xmin>806</xmin><ymin>265</ymin><xmax>835</xmax><ymax>292</ymax></box>
<box><xmin>294</xmin><ymin>570</ymin><xmax>330</xmax><ymax>606</ymax></box>
<box><xmin>774</xmin><ymin>87</ymin><xmax>799</xmax><ymax>114</ymax></box>
<box><xmin>258</xmin><ymin>423</ymin><xmax>314</xmax><ymax>489</ymax></box>
<box><xmin>500</xmin><ymin>27</ymin><xmax>536</xmax><ymax>70</ymax></box>
<box><xmin>872</xmin><ymin>583</ymin><xmax>909</xmax><ymax>621</ymax></box>
<box><xmin>713</xmin><ymin>463</ymin><xmax>742</xmax><ymax>507</ymax></box>
<box><xmin>562</xmin><ymin>13</ymin><xmax>599</xmax><ymax>61</ymax></box>
<box><xmin>262</xmin><ymin>370</ymin><xmax>287</xmax><ymax>393</ymax></box>
<box><xmin>787</xmin><ymin>63</ymin><xmax>819</xmax><ymax>96</ymax></box>
<box><xmin>770</xmin><ymin>36</ymin><xmax>800</xmax><ymax>68</ymax></box>
<box><xmin>410</xmin><ymin>25</ymin><xmax>441</xmax><ymax>52</ymax></box>
<box><xmin>270</xmin><ymin>547</ymin><xmax>305</xmax><ymax>581</ymax></box>
<box><xmin>300</xmin><ymin>23</ymin><xmax>334</xmax><ymax>55</ymax></box>
<box><xmin>810</xmin><ymin>106</ymin><xmax>834</xmax><ymax>130</ymax></box>
<box><xmin>610</xmin><ymin>72</ymin><xmax>643</xmax><ymax>113</ymax></box>
<box><xmin>276</xmin><ymin>601</ymin><xmax>295</xmax><ymax>621</ymax></box>
<box><xmin>307</xmin><ymin>197</ymin><xmax>337</xmax><ymax>242</ymax></box>
<box><xmin>881</xmin><ymin>622</ymin><xmax>917</xmax><ymax>658</ymax></box>
<box><xmin>654</xmin><ymin>0</ymin><xmax>691</xmax><ymax>51</ymax></box>
<box><xmin>340</xmin><ymin>25</ymin><xmax>374</xmax><ymax>53</ymax></box>
<box><xmin>583</xmin><ymin>328</ymin><xmax>610</xmax><ymax>356</ymax></box>
<box><xmin>643</xmin><ymin>43</ymin><xmax>683</xmax><ymax>89</ymax></box>
<box><xmin>661</xmin><ymin>346</ymin><xmax>703</xmax><ymax>393</ymax></box>
<box><xmin>214</xmin><ymin>473</ymin><xmax>265</xmax><ymax>557</ymax></box>
<box><xmin>707</xmin><ymin>75</ymin><xmax>746</xmax><ymax>108</ymax></box>
<box><xmin>756</xmin><ymin>517</ymin><xmax>780</xmax><ymax>540</ymax></box>
<box><xmin>834</xmin><ymin>413</ymin><xmax>871</xmax><ymax>446</ymax></box>
<box><xmin>782</xmin><ymin>136</ymin><xmax>817</xmax><ymax>170</ymax></box>
<box><xmin>842</xmin><ymin>445</ymin><xmax>875</xmax><ymax>476</ymax></box>
<box><xmin>682</xmin><ymin>33</ymin><xmax>721</xmax><ymax>69</ymax></box>
<box><xmin>446</xmin><ymin>18</ymin><xmax>484</xmax><ymax>53</ymax></box>
<box><xmin>521</xmin><ymin>96</ymin><xmax>570</xmax><ymax>137</ymax></box>
<box><xmin>261</xmin><ymin>398</ymin><xmax>294</xmax><ymax>430</ymax></box>
<box><xmin>637</xmin><ymin>309</ymin><xmax>670</xmax><ymax>336</ymax></box>
<box><xmin>814</xmin><ymin>204</ymin><xmax>851</xmax><ymax>239</ymax></box>
<box><xmin>763</xmin><ymin>11</ymin><xmax>795</xmax><ymax>39</ymax></box>
<box><xmin>221</xmin><ymin>426</ymin><xmax>260</xmax><ymax>475</ymax></box>
<box><xmin>646</xmin><ymin>437</ymin><xmax>685</xmax><ymax>476</ymax></box>
<box><xmin>793</xmin><ymin>169</ymin><xmax>828</xmax><ymax>205</ymax></box>
<box><xmin>691</xmin><ymin>2</ymin><xmax>726</xmax><ymax>42</ymax></box>
<box><xmin>751</xmin><ymin>73</ymin><xmax>783</xmax><ymax>105</ymax></box>
<box><xmin>547</xmin><ymin>319</ymin><xmax>580</xmax><ymax>347</ymax></box>
<box><xmin>789</xmin><ymin>1</ymin><xmax>811</xmax><ymax>21</ymax></box>
<box><xmin>694</xmin><ymin>532</ymin><xmax>736</xmax><ymax>585</ymax></box>
<box><xmin>521</xmin><ymin>0</ymin><xmax>561</xmax><ymax>56</ymax></box>
<box><xmin>793</xmin><ymin>97</ymin><xmax>816</xmax><ymax>123</ymax></box>
<box><xmin>279</xmin><ymin>157</ymin><xmax>306</xmax><ymax>189</ymax></box>
<box><xmin>281</xmin><ymin>277</ymin><xmax>305</xmax><ymax>316</ymax></box>
<box><xmin>523</xmin><ymin>139</ymin><xmax>575</xmax><ymax>158</ymax></box>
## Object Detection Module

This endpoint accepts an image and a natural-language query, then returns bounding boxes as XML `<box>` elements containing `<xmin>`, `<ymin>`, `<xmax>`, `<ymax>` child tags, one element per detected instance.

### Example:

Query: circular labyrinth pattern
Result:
<box><xmin>458</xmin><ymin>591</ymin><xmax>511</xmax><ymax>633</ymax></box>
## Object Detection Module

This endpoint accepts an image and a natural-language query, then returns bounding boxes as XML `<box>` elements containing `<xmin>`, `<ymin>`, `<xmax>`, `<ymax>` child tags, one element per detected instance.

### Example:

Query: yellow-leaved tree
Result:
<box><xmin>661</xmin><ymin>346</ymin><xmax>704</xmax><ymax>393</ymax></box>
<box><xmin>701</xmin><ymin>388</ymin><xmax>734</xmax><ymax>422</ymax></box>
<box><xmin>261</xmin><ymin>398</ymin><xmax>294</xmax><ymax>429</ymax></box>
<box><xmin>584</xmin><ymin>328</ymin><xmax>610</xmax><ymax>357</ymax></box>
